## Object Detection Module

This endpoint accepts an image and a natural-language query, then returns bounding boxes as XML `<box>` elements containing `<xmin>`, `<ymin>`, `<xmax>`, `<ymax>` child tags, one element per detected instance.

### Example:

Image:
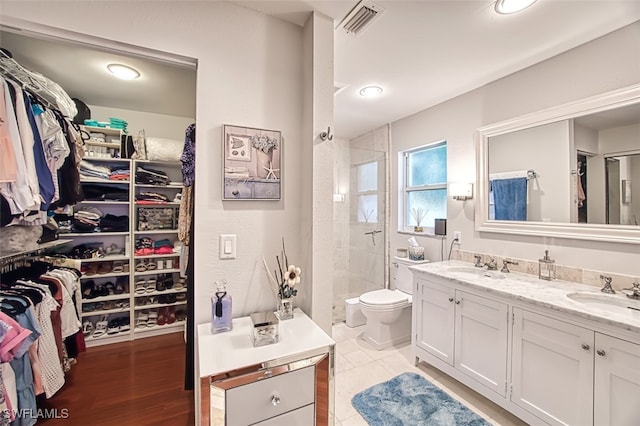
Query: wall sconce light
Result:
<box><xmin>450</xmin><ymin>182</ymin><xmax>473</xmax><ymax>201</ymax></box>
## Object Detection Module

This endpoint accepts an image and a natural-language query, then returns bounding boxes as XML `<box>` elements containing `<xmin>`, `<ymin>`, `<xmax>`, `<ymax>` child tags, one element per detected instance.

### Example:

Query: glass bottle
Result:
<box><xmin>538</xmin><ymin>250</ymin><xmax>556</xmax><ymax>281</ymax></box>
<box><xmin>211</xmin><ymin>279</ymin><xmax>232</xmax><ymax>334</ymax></box>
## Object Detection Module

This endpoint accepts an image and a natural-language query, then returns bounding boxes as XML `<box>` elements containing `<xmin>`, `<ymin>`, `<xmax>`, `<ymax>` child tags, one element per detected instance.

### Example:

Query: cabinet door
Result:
<box><xmin>594</xmin><ymin>333</ymin><xmax>640</xmax><ymax>426</ymax></box>
<box><xmin>454</xmin><ymin>291</ymin><xmax>508</xmax><ymax>397</ymax></box>
<box><xmin>511</xmin><ymin>308</ymin><xmax>593</xmax><ymax>426</ymax></box>
<box><xmin>415</xmin><ymin>279</ymin><xmax>455</xmax><ymax>365</ymax></box>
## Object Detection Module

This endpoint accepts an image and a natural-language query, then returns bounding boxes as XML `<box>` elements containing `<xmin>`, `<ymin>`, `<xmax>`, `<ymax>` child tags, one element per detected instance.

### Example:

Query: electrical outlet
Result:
<box><xmin>453</xmin><ymin>231</ymin><xmax>462</xmax><ymax>244</ymax></box>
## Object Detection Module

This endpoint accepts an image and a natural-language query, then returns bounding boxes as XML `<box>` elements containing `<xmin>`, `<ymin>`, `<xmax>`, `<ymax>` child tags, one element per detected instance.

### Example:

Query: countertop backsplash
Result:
<box><xmin>452</xmin><ymin>249</ymin><xmax>638</xmax><ymax>291</ymax></box>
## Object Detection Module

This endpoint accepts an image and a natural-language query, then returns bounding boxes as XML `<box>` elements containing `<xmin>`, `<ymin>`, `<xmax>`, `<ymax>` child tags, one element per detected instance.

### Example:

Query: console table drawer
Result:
<box><xmin>253</xmin><ymin>403</ymin><xmax>315</xmax><ymax>425</ymax></box>
<box><xmin>226</xmin><ymin>366</ymin><xmax>315</xmax><ymax>425</ymax></box>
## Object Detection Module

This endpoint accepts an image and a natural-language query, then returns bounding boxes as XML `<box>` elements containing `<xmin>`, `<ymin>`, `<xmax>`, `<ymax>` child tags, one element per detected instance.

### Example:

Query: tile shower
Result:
<box><xmin>333</xmin><ymin>126</ymin><xmax>389</xmax><ymax>323</ymax></box>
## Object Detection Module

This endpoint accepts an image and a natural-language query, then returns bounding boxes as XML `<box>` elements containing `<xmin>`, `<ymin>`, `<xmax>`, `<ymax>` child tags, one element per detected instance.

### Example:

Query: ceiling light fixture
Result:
<box><xmin>107</xmin><ymin>63</ymin><xmax>140</xmax><ymax>80</ymax></box>
<box><xmin>494</xmin><ymin>0</ymin><xmax>537</xmax><ymax>14</ymax></box>
<box><xmin>359</xmin><ymin>85</ymin><xmax>383</xmax><ymax>97</ymax></box>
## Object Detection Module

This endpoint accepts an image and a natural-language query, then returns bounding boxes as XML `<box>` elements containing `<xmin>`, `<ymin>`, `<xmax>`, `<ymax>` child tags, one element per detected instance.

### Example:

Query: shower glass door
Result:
<box><xmin>333</xmin><ymin>132</ymin><xmax>387</xmax><ymax>323</ymax></box>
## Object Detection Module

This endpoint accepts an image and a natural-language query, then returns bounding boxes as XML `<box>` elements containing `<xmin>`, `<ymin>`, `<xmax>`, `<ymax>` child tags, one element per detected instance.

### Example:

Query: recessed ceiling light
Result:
<box><xmin>494</xmin><ymin>0</ymin><xmax>537</xmax><ymax>14</ymax></box>
<box><xmin>359</xmin><ymin>85</ymin><xmax>383</xmax><ymax>97</ymax></box>
<box><xmin>107</xmin><ymin>64</ymin><xmax>140</xmax><ymax>80</ymax></box>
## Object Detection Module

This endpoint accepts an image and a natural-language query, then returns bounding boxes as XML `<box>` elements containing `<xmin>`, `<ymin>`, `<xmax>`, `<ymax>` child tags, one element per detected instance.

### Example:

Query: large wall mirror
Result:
<box><xmin>475</xmin><ymin>84</ymin><xmax>640</xmax><ymax>244</ymax></box>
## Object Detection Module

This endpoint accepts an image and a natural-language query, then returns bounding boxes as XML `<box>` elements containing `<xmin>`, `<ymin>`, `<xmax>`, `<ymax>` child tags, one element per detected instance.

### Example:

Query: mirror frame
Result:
<box><xmin>475</xmin><ymin>83</ymin><xmax>640</xmax><ymax>245</ymax></box>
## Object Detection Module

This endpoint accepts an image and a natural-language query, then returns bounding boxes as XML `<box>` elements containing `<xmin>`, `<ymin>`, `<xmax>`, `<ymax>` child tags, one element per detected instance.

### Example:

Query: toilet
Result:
<box><xmin>359</xmin><ymin>256</ymin><xmax>429</xmax><ymax>350</ymax></box>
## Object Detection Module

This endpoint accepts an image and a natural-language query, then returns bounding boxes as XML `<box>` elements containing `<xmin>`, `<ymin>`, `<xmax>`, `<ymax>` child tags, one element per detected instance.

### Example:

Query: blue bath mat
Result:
<box><xmin>351</xmin><ymin>372</ymin><xmax>492</xmax><ymax>425</ymax></box>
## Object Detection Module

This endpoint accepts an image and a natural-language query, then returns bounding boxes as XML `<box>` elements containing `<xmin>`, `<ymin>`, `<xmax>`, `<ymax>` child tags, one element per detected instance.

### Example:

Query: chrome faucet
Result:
<box><xmin>484</xmin><ymin>258</ymin><xmax>498</xmax><ymax>271</ymax></box>
<box><xmin>501</xmin><ymin>259</ymin><xmax>519</xmax><ymax>273</ymax></box>
<box><xmin>622</xmin><ymin>281</ymin><xmax>640</xmax><ymax>300</ymax></box>
<box><xmin>473</xmin><ymin>255</ymin><xmax>483</xmax><ymax>268</ymax></box>
<box><xmin>600</xmin><ymin>275</ymin><xmax>615</xmax><ymax>294</ymax></box>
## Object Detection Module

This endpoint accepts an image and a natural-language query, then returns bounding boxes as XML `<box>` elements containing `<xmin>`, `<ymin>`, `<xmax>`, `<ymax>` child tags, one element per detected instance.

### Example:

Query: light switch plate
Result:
<box><xmin>219</xmin><ymin>234</ymin><xmax>236</xmax><ymax>259</ymax></box>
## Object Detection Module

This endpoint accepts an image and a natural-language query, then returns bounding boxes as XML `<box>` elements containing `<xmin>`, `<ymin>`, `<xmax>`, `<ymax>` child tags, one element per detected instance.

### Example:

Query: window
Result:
<box><xmin>357</xmin><ymin>161</ymin><xmax>378</xmax><ymax>223</ymax></box>
<box><xmin>400</xmin><ymin>141</ymin><xmax>447</xmax><ymax>232</ymax></box>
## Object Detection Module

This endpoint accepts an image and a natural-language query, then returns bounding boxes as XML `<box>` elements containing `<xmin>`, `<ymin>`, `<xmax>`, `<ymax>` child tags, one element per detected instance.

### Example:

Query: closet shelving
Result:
<box><xmin>66</xmin><ymin>158</ymin><xmax>186</xmax><ymax>346</ymax></box>
<box><xmin>131</xmin><ymin>160</ymin><xmax>186</xmax><ymax>338</ymax></box>
<box><xmin>82</xmin><ymin>126</ymin><xmax>123</xmax><ymax>158</ymax></box>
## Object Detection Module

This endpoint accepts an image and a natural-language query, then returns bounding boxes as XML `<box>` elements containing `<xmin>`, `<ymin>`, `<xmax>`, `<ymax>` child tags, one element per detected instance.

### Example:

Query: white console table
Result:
<box><xmin>197</xmin><ymin>309</ymin><xmax>335</xmax><ymax>425</ymax></box>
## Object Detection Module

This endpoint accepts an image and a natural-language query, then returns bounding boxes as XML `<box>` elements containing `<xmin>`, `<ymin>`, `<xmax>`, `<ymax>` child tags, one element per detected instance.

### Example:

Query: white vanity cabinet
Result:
<box><xmin>592</xmin><ymin>331</ymin><xmax>640</xmax><ymax>425</ymax></box>
<box><xmin>512</xmin><ymin>308</ymin><xmax>640</xmax><ymax>426</ymax></box>
<box><xmin>414</xmin><ymin>277</ymin><xmax>509</xmax><ymax>397</ymax></box>
<box><xmin>197</xmin><ymin>309</ymin><xmax>335</xmax><ymax>426</ymax></box>
<box><xmin>511</xmin><ymin>308</ymin><xmax>594</xmax><ymax>426</ymax></box>
<box><xmin>411</xmin><ymin>264</ymin><xmax>640</xmax><ymax>426</ymax></box>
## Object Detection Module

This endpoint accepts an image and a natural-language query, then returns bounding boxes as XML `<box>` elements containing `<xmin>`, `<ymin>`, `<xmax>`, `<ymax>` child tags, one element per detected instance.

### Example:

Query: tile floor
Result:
<box><xmin>332</xmin><ymin>322</ymin><xmax>528</xmax><ymax>426</ymax></box>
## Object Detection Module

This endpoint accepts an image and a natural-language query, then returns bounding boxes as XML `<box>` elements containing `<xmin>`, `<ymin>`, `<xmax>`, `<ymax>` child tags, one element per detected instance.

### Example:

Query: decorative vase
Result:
<box><xmin>255</xmin><ymin>149</ymin><xmax>273</xmax><ymax>179</ymax></box>
<box><xmin>414</xmin><ymin>226</ymin><xmax>423</xmax><ymax>233</ymax></box>
<box><xmin>277</xmin><ymin>297</ymin><xmax>294</xmax><ymax>320</ymax></box>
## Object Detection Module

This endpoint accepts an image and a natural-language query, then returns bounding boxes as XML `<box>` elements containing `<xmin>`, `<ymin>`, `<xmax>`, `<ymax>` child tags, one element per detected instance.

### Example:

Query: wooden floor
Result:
<box><xmin>39</xmin><ymin>332</ymin><xmax>195</xmax><ymax>426</ymax></box>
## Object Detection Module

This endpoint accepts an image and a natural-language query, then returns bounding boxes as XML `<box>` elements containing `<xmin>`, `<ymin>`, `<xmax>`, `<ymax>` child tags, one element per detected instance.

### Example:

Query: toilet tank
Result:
<box><xmin>392</xmin><ymin>256</ymin><xmax>429</xmax><ymax>294</ymax></box>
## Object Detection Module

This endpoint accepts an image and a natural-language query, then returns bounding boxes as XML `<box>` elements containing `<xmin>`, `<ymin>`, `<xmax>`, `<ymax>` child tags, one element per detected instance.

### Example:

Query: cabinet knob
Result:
<box><xmin>271</xmin><ymin>395</ymin><xmax>281</xmax><ymax>406</ymax></box>
<box><xmin>581</xmin><ymin>344</ymin><xmax>590</xmax><ymax>351</ymax></box>
<box><xmin>455</xmin><ymin>300</ymin><xmax>461</xmax><ymax>305</ymax></box>
<box><xmin>448</xmin><ymin>297</ymin><xmax>454</xmax><ymax>303</ymax></box>
<box><xmin>596</xmin><ymin>349</ymin><xmax>606</xmax><ymax>357</ymax></box>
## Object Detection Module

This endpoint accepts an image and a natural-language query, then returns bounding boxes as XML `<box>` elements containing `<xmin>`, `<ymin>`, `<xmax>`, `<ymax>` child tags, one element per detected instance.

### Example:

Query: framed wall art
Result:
<box><xmin>222</xmin><ymin>124</ymin><xmax>282</xmax><ymax>200</ymax></box>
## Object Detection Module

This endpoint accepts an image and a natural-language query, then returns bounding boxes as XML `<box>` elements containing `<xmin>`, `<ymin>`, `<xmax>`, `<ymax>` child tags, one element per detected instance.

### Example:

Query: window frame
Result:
<box><xmin>399</xmin><ymin>140</ymin><xmax>447</xmax><ymax>234</ymax></box>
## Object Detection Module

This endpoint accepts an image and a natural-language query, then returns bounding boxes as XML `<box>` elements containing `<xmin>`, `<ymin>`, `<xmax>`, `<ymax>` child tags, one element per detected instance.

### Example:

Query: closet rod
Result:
<box><xmin>0</xmin><ymin>48</ymin><xmax>64</xmax><ymax>111</ymax></box>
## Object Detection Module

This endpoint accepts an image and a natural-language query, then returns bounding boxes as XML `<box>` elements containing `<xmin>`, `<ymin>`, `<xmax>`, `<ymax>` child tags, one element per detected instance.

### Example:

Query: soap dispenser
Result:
<box><xmin>211</xmin><ymin>279</ymin><xmax>232</xmax><ymax>334</ymax></box>
<box><xmin>538</xmin><ymin>250</ymin><xmax>556</xmax><ymax>281</ymax></box>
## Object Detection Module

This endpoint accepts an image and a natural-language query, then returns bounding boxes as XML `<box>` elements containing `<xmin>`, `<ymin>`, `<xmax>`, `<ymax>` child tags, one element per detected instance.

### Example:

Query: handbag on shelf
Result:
<box><xmin>131</xmin><ymin>129</ymin><xmax>147</xmax><ymax>160</ymax></box>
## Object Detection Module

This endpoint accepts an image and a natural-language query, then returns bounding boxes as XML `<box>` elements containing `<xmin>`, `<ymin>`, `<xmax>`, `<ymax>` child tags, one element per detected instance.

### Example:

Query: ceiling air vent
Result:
<box><xmin>338</xmin><ymin>0</ymin><xmax>385</xmax><ymax>36</ymax></box>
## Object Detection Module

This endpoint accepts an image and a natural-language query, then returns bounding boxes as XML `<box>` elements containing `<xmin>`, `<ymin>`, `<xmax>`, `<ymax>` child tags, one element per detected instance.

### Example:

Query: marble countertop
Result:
<box><xmin>409</xmin><ymin>260</ymin><xmax>640</xmax><ymax>335</ymax></box>
<box><xmin>198</xmin><ymin>309</ymin><xmax>335</xmax><ymax>378</ymax></box>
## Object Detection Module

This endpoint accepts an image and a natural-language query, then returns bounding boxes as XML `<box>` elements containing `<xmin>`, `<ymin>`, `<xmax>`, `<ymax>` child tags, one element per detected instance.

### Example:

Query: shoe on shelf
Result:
<box><xmin>82</xmin><ymin>280</ymin><xmax>95</xmax><ymax>298</ymax></box>
<box><xmin>114</xmin><ymin>277</ymin><xmax>127</xmax><ymax>294</ymax></box>
<box><xmin>82</xmin><ymin>320</ymin><xmax>94</xmax><ymax>337</ymax></box>
<box><xmin>135</xmin><ymin>261</ymin><xmax>148</xmax><ymax>272</ymax></box>
<box><xmin>157</xmin><ymin>307</ymin><xmax>168</xmax><ymax>326</ymax></box>
<box><xmin>173</xmin><ymin>278</ymin><xmax>185</xmax><ymax>290</ymax></box>
<box><xmin>92</xmin><ymin>315</ymin><xmax>109</xmax><ymax>338</ymax></box>
<box><xmin>104</xmin><ymin>282</ymin><xmax>115</xmax><ymax>295</ymax></box>
<box><xmin>134</xmin><ymin>280</ymin><xmax>147</xmax><ymax>294</ymax></box>
<box><xmin>166</xmin><ymin>306</ymin><xmax>176</xmax><ymax>325</ymax></box>
<box><xmin>136</xmin><ymin>311</ymin><xmax>149</xmax><ymax>329</ymax></box>
<box><xmin>145</xmin><ymin>279</ymin><xmax>157</xmax><ymax>293</ymax></box>
<box><xmin>176</xmin><ymin>292</ymin><xmax>186</xmax><ymax>302</ymax></box>
<box><xmin>107</xmin><ymin>318</ymin><xmax>121</xmax><ymax>334</ymax></box>
<box><xmin>84</xmin><ymin>263</ymin><xmax>99</xmax><ymax>276</ymax></box>
<box><xmin>175</xmin><ymin>309</ymin><xmax>187</xmax><ymax>322</ymax></box>
<box><xmin>147</xmin><ymin>309</ymin><xmax>159</xmax><ymax>327</ymax></box>
<box><xmin>97</xmin><ymin>261</ymin><xmax>113</xmax><ymax>275</ymax></box>
<box><xmin>120</xmin><ymin>317</ymin><xmax>130</xmax><ymax>332</ymax></box>
<box><xmin>156</xmin><ymin>276</ymin><xmax>167</xmax><ymax>292</ymax></box>
<box><xmin>112</xmin><ymin>261</ymin><xmax>124</xmax><ymax>273</ymax></box>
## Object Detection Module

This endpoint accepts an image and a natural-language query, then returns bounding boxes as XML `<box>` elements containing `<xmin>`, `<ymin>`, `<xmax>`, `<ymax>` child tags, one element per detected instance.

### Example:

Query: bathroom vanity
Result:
<box><xmin>411</xmin><ymin>261</ymin><xmax>640</xmax><ymax>426</ymax></box>
<box><xmin>197</xmin><ymin>309</ymin><xmax>335</xmax><ymax>425</ymax></box>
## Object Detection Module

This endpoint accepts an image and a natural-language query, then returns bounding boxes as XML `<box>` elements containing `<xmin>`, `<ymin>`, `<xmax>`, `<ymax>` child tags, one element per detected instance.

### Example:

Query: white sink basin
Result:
<box><xmin>567</xmin><ymin>292</ymin><xmax>640</xmax><ymax>319</ymax></box>
<box><xmin>447</xmin><ymin>266</ymin><xmax>506</xmax><ymax>280</ymax></box>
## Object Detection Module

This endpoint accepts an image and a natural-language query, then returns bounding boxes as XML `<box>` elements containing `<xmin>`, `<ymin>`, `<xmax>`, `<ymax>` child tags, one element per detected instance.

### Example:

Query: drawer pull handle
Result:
<box><xmin>581</xmin><ymin>344</ymin><xmax>590</xmax><ymax>351</ymax></box>
<box><xmin>271</xmin><ymin>395</ymin><xmax>281</xmax><ymax>406</ymax></box>
<box><xmin>596</xmin><ymin>349</ymin><xmax>606</xmax><ymax>357</ymax></box>
<box><xmin>455</xmin><ymin>300</ymin><xmax>461</xmax><ymax>305</ymax></box>
<box><xmin>448</xmin><ymin>298</ymin><xmax>454</xmax><ymax>303</ymax></box>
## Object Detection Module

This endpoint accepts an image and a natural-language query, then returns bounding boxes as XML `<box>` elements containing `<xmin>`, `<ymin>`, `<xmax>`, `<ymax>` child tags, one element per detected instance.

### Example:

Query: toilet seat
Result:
<box><xmin>359</xmin><ymin>289</ymin><xmax>410</xmax><ymax>309</ymax></box>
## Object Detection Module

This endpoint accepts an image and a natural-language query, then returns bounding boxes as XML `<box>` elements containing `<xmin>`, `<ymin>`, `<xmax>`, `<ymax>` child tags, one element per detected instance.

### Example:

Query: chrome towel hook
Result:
<box><xmin>319</xmin><ymin>126</ymin><xmax>334</xmax><ymax>141</ymax></box>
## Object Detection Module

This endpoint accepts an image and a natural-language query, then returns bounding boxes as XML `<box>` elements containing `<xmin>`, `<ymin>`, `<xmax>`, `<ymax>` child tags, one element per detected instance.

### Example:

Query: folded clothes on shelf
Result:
<box><xmin>136</xmin><ymin>167</ymin><xmax>170</xmax><ymax>185</ymax></box>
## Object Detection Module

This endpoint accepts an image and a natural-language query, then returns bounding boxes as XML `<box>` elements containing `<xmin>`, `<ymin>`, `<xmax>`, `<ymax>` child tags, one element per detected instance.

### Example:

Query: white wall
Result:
<box><xmin>88</xmin><ymin>105</ymin><xmax>194</xmax><ymax>141</ymax></box>
<box><xmin>0</xmin><ymin>1</ymin><xmax>320</xmax><ymax>325</ymax></box>
<box><xmin>488</xmin><ymin>121</ymin><xmax>571</xmax><ymax>222</ymax></box>
<box><xmin>390</xmin><ymin>20</ymin><xmax>640</xmax><ymax>276</ymax></box>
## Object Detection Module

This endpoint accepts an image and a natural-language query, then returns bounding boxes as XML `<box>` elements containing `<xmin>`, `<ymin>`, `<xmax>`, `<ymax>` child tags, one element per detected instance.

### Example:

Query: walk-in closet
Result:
<box><xmin>0</xmin><ymin>27</ymin><xmax>197</xmax><ymax>425</ymax></box>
